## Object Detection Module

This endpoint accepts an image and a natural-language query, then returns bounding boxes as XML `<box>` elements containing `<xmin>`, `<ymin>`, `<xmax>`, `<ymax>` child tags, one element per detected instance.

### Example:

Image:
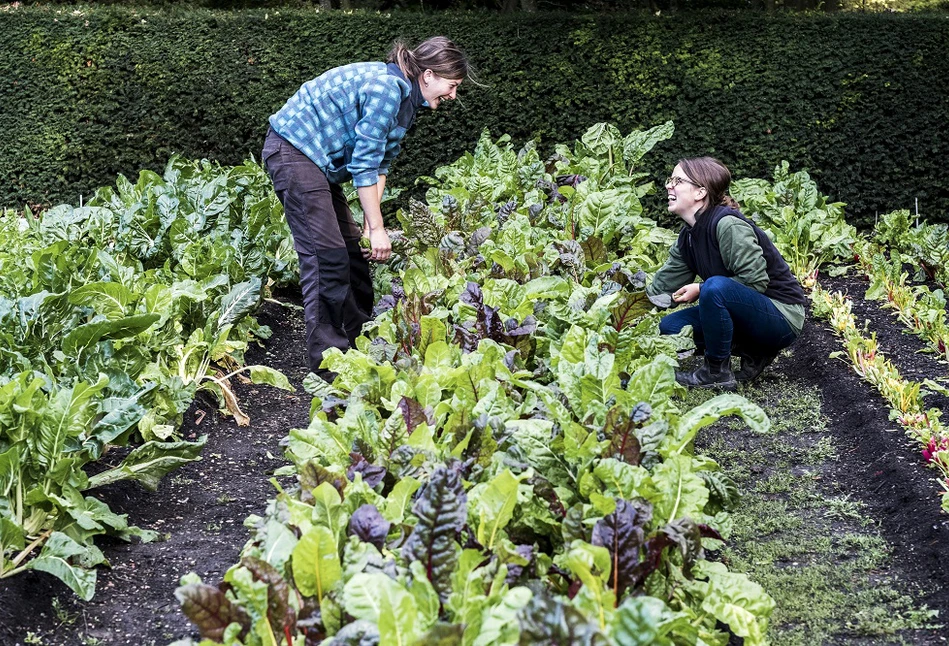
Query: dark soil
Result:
<box><xmin>2</xmin><ymin>272</ymin><xmax>949</xmax><ymax>645</ymax></box>
<box><xmin>784</xmin><ymin>271</ymin><xmax>949</xmax><ymax>616</ymax></box>
<box><xmin>0</xmin><ymin>289</ymin><xmax>312</xmax><ymax>646</ymax></box>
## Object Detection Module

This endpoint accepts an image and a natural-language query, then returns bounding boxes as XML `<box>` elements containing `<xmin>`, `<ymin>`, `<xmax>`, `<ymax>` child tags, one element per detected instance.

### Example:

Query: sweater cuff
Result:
<box><xmin>351</xmin><ymin>169</ymin><xmax>380</xmax><ymax>188</ymax></box>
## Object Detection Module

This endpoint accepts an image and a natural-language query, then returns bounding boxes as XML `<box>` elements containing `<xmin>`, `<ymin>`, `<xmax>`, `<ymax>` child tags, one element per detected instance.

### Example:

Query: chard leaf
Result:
<box><xmin>38</xmin><ymin>377</ymin><xmax>109</xmax><ymax>470</ymax></box>
<box><xmin>621</xmin><ymin>121</ymin><xmax>675</xmax><ymax>165</ymax></box>
<box><xmin>581</xmin><ymin>122</ymin><xmax>622</xmax><ymax>158</ymax></box>
<box><xmin>299</xmin><ymin>461</ymin><xmax>347</xmax><ymax>505</ymax></box>
<box><xmin>348</xmin><ymin>504</ymin><xmax>391</xmax><ymax>550</ymax></box>
<box><xmin>692</xmin><ymin>561</ymin><xmax>775</xmax><ymax>645</ymax></box>
<box><xmin>175</xmin><ymin>582</ymin><xmax>251</xmax><ymax>640</ymax></box>
<box><xmin>515</xmin><ymin>588</ymin><xmax>610</xmax><ymax>645</ymax></box>
<box><xmin>68</xmin><ymin>281</ymin><xmax>136</xmax><ymax>320</ymax></box>
<box><xmin>472</xmin><ymin>468</ymin><xmax>527</xmax><ymax>550</ymax></box>
<box><xmin>397</xmin><ymin>396</ymin><xmax>429</xmax><ymax>435</ymax></box>
<box><xmin>471</xmin><ymin>586</ymin><xmax>532</xmax><ymax>646</ymax></box>
<box><xmin>311</xmin><ymin>481</ymin><xmax>346</xmax><ymax>538</ymax></box>
<box><xmin>216</xmin><ymin>277</ymin><xmax>262</xmax><ymax>328</ymax></box>
<box><xmin>608</xmin><ymin>291</ymin><xmax>653</xmax><ymax>331</ymax></box>
<box><xmin>0</xmin><ymin>516</ymin><xmax>24</xmax><ymax>552</ymax></box>
<box><xmin>590</xmin><ymin>499</ymin><xmax>652</xmax><ymax>600</ymax></box>
<box><xmin>624</xmin><ymin>356</ymin><xmax>680</xmax><ymax>420</ymax></box>
<box><xmin>649</xmin><ymin>455</ymin><xmax>708</xmax><ymax>526</ymax></box>
<box><xmin>401</xmin><ymin>464</ymin><xmax>467</xmax><ymax>603</ymax></box>
<box><xmin>246</xmin><ymin>365</ymin><xmax>294</xmax><ymax>391</ymax></box>
<box><xmin>84</xmin><ymin>436</ymin><xmax>207</xmax><ymax>491</ymax></box>
<box><xmin>83</xmin><ymin>385</ymin><xmax>156</xmax><ymax>459</ymax></box>
<box><xmin>612</xmin><ymin>595</ymin><xmax>685</xmax><ymax>646</ymax></box>
<box><xmin>603</xmin><ymin>404</ymin><xmax>646</xmax><ymax>465</ymax></box>
<box><xmin>0</xmin><ymin>445</ymin><xmax>23</xmax><ymax>500</ymax></box>
<box><xmin>292</xmin><ymin>525</ymin><xmax>342</xmax><ymax>605</ymax></box>
<box><xmin>665</xmin><ymin>393</ymin><xmax>769</xmax><ymax>456</ymax></box>
<box><xmin>28</xmin><ymin>531</ymin><xmax>103</xmax><ymax>601</ymax></box>
<box><xmin>343</xmin><ymin>572</ymin><xmax>419</xmax><ymax>646</ymax></box>
<box><xmin>324</xmin><ymin>620</ymin><xmax>381</xmax><ymax>645</ymax></box>
<box><xmin>578</xmin><ymin>190</ymin><xmax>620</xmax><ymax>243</ymax></box>
<box><xmin>580</xmin><ymin>237</ymin><xmax>608</xmax><ymax>266</ymax></box>
<box><xmin>505</xmin><ymin>419</ymin><xmax>574</xmax><ymax>489</ymax></box>
<box><xmin>61</xmin><ymin>314</ymin><xmax>161</xmax><ymax>356</ymax></box>
<box><xmin>382</xmin><ymin>476</ymin><xmax>421</xmax><ymax>524</ymax></box>
<box><xmin>241</xmin><ymin>556</ymin><xmax>295</xmax><ymax>637</ymax></box>
<box><xmin>407</xmin><ymin>561</ymin><xmax>440</xmax><ymax>636</ymax></box>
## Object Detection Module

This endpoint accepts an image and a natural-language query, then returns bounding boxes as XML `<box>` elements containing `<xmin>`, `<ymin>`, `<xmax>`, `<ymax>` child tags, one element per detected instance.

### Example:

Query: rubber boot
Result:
<box><xmin>675</xmin><ymin>355</ymin><xmax>737</xmax><ymax>391</ymax></box>
<box><xmin>735</xmin><ymin>352</ymin><xmax>778</xmax><ymax>383</ymax></box>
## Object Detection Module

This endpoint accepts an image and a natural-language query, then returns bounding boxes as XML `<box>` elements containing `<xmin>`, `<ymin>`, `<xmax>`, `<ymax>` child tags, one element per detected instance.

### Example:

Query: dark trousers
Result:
<box><xmin>658</xmin><ymin>275</ymin><xmax>797</xmax><ymax>360</ymax></box>
<box><xmin>262</xmin><ymin>127</ymin><xmax>373</xmax><ymax>374</ymax></box>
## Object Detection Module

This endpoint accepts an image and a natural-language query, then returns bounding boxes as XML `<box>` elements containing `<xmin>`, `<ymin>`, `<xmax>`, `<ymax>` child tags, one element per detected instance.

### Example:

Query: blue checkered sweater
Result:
<box><xmin>270</xmin><ymin>62</ymin><xmax>416</xmax><ymax>188</ymax></box>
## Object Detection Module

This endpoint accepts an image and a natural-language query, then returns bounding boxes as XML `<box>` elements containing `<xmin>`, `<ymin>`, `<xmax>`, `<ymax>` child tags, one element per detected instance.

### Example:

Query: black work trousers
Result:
<box><xmin>262</xmin><ymin>127</ymin><xmax>373</xmax><ymax>375</ymax></box>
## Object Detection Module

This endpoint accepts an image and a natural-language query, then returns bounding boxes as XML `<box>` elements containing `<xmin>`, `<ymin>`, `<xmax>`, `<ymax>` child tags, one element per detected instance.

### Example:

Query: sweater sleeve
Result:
<box><xmin>647</xmin><ymin>242</ymin><xmax>696</xmax><ymax>302</ymax></box>
<box><xmin>717</xmin><ymin>216</ymin><xmax>769</xmax><ymax>293</ymax></box>
<box><xmin>349</xmin><ymin>77</ymin><xmax>402</xmax><ymax>188</ymax></box>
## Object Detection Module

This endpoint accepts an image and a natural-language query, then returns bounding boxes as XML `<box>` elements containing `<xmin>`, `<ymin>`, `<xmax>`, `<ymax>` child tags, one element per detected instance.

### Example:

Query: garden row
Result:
<box><xmin>169</xmin><ymin>123</ymin><xmax>781</xmax><ymax>645</ymax></box>
<box><xmin>169</xmin><ymin>124</ymin><xmax>945</xmax><ymax>645</ymax></box>
<box><xmin>725</xmin><ymin>164</ymin><xmax>949</xmax><ymax>510</ymax></box>
<box><xmin>0</xmin><ymin>159</ymin><xmax>297</xmax><ymax>599</ymax></box>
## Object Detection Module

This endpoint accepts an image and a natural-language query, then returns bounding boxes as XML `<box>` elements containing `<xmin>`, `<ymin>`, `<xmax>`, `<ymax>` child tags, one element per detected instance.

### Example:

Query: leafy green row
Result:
<box><xmin>873</xmin><ymin>210</ymin><xmax>949</xmax><ymax>289</ymax></box>
<box><xmin>174</xmin><ymin>124</ymin><xmax>776</xmax><ymax>646</ymax></box>
<box><xmin>0</xmin><ymin>158</ymin><xmax>296</xmax><ymax>599</ymax></box>
<box><xmin>857</xmin><ymin>240</ymin><xmax>949</xmax><ymax>364</ymax></box>
<box><xmin>732</xmin><ymin>161</ymin><xmax>857</xmax><ymax>288</ymax></box>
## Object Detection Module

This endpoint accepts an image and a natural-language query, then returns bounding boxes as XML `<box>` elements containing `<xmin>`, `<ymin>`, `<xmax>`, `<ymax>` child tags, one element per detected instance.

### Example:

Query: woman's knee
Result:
<box><xmin>659</xmin><ymin>313</ymin><xmax>687</xmax><ymax>336</ymax></box>
<box><xmin>701</xmin><ymin>275</ymin><xmax>731</xmax><ymax>296</ymax></box>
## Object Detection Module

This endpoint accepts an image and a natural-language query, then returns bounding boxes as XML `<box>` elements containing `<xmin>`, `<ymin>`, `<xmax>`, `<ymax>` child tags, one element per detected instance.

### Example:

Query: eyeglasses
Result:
<box><xmin>665</xmin><ymin>176</ymin><xmax>702</xmax><ymax>188</ymax></box>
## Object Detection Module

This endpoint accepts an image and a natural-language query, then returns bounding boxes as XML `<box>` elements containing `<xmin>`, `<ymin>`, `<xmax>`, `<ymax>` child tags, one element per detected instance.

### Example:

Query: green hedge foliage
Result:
<box><xmin>1</xmin><ymin>6</ymin><xmax>947</xmax><ymax>227</ymax></box>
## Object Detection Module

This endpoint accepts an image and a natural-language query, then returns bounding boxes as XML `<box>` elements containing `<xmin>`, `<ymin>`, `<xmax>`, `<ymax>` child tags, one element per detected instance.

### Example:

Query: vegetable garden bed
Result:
<box><xmin>2</xmin><ymin>275</ymin><xmax>948</xmax><ymax>645</ymax></box>
<box><xmin>2</xmin><ymin>125</ymin><xmax>949</xmax><ymax>645</ymax></box>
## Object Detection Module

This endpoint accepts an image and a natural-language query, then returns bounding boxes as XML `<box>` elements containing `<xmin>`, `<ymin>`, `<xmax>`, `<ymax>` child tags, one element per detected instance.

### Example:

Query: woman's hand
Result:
<box><xmin>363</xmin><ymin>225</ymin><xmax>392</xmax><ymax>262</ymax></box>
<box><xmin>673</xmin><ymin>283</ymin><xmax>701</xmax><ymax>304</ymax></box>
<box><xmin>358</xmin><ymin>180</ymin><xmax>391</xmax><ymax>262</ymax></box>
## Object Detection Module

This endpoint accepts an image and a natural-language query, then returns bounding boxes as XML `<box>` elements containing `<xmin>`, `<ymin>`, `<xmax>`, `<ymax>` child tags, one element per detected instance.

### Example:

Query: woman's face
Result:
<box><xmin>665</xmin><ymin>164</ymin><xmax>707</xmax><ymax>219</ymax></box>
<box><xmin>420</xmin><ymin>70</ymin><xmax>462</xmax><ymax>110</ymax></box>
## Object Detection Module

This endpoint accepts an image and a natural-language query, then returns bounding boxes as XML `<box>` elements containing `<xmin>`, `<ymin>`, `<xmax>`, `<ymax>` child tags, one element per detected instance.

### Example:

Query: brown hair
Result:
<box><xmin>388</xmin><ymin>36</ymin><xmax>471</xmax><ymax>81</ymax></box>
<box><xmin>678</xmin><ymin>156</ymin><xmax>740</xmax><ymax>210</ymax></box>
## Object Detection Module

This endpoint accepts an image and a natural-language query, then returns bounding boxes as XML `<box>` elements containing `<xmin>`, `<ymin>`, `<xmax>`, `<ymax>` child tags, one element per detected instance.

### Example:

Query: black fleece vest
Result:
<box><xmin>677</xmin><ymin>205</ymin><xmax>808</xmax><ymax>306</ymax></box>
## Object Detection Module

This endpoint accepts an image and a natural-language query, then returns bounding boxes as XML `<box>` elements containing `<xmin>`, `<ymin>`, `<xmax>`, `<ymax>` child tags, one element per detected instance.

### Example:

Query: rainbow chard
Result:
<box><xmin>401</xmin><ymin>464</ymin><xmax>468</xmax><ymax>603</ymax></box>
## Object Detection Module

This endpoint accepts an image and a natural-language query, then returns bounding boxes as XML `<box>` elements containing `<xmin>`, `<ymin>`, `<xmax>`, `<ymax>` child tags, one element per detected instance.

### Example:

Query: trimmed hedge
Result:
<box><xmin>1</xmin><ymin>6</ymin><xmax>947</xmax><ymax>226</ymax></box>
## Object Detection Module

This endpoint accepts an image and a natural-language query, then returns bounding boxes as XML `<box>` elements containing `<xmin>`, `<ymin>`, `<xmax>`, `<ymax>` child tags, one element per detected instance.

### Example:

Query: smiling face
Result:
<box><xmin>420</xmin><ymin>70</ymin><xmax>462</xmax><ymax>109</ymax></box>
<box><xmin>666</xmin><ymin>163</ymin><xmax>708</xmax><ymax>223</ymax></box>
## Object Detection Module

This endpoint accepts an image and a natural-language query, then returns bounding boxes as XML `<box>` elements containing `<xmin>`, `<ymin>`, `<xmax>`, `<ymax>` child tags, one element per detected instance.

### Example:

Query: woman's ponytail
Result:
<box><xmin>387</xmin><ymin>36</ymin><xmax>471</xmax><ymax>81</ymax></box>
<box><xmin>387</xmin><ymin>40</ymin><xmax>422</xmax><ymax>79</ymax></box>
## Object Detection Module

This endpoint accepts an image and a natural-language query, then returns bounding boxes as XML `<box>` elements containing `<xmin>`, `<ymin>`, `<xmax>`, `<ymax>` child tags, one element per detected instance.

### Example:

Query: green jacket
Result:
<box><xmin>646</xmin><ymin>215</ymin><xmax>806</xmax><ymax>335</ymax></box>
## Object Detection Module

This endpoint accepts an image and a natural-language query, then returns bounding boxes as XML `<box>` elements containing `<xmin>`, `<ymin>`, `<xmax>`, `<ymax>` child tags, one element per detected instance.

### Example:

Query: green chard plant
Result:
<box><xmin>174</xmin><ymin>123</ymin><xmax>778</xmax><ymax>646</ymax></box>
<box><xmin>0</xmin><ymin>157</ymin><xmax>295</xmax><ymax>598</ymax></box>
<box><xmin>732</xmin><ymin>162</ymin><xmax>856</xmax><ymax>288</ymax></box>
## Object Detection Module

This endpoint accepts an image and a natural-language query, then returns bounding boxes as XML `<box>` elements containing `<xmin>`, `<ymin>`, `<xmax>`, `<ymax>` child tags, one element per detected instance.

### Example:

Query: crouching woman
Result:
<box><xmin>646</xmin><ymin>156</ymin><xmax>807</xmax><ymax>389</ymax></box>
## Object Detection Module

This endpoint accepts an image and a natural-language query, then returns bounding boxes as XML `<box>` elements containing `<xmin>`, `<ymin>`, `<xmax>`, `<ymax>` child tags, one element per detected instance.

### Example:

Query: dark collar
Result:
<box><xmin>386</xmin><ymin>63</ymin><xmax>426</xmax><ymax>129</ymax></box>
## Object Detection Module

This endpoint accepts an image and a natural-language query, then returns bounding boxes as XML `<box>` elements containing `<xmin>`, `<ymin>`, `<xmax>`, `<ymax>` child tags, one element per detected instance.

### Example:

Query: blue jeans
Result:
<box><xmin>658</xmin><ymin>276</ymin><xmax>797</xmax><ymax>361</ymax></box>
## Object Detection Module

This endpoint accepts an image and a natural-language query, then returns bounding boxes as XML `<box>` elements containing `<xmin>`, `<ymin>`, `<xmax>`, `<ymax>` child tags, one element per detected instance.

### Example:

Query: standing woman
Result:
<box><xmin>262</xmin><ymin>37</ymin><xmax>470</xmax><ymax>378</ymax></box>
<box><xmin>646</xmin><ymin>157</ymin><xmax>808</xmax><ymax>390</ymax></box>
